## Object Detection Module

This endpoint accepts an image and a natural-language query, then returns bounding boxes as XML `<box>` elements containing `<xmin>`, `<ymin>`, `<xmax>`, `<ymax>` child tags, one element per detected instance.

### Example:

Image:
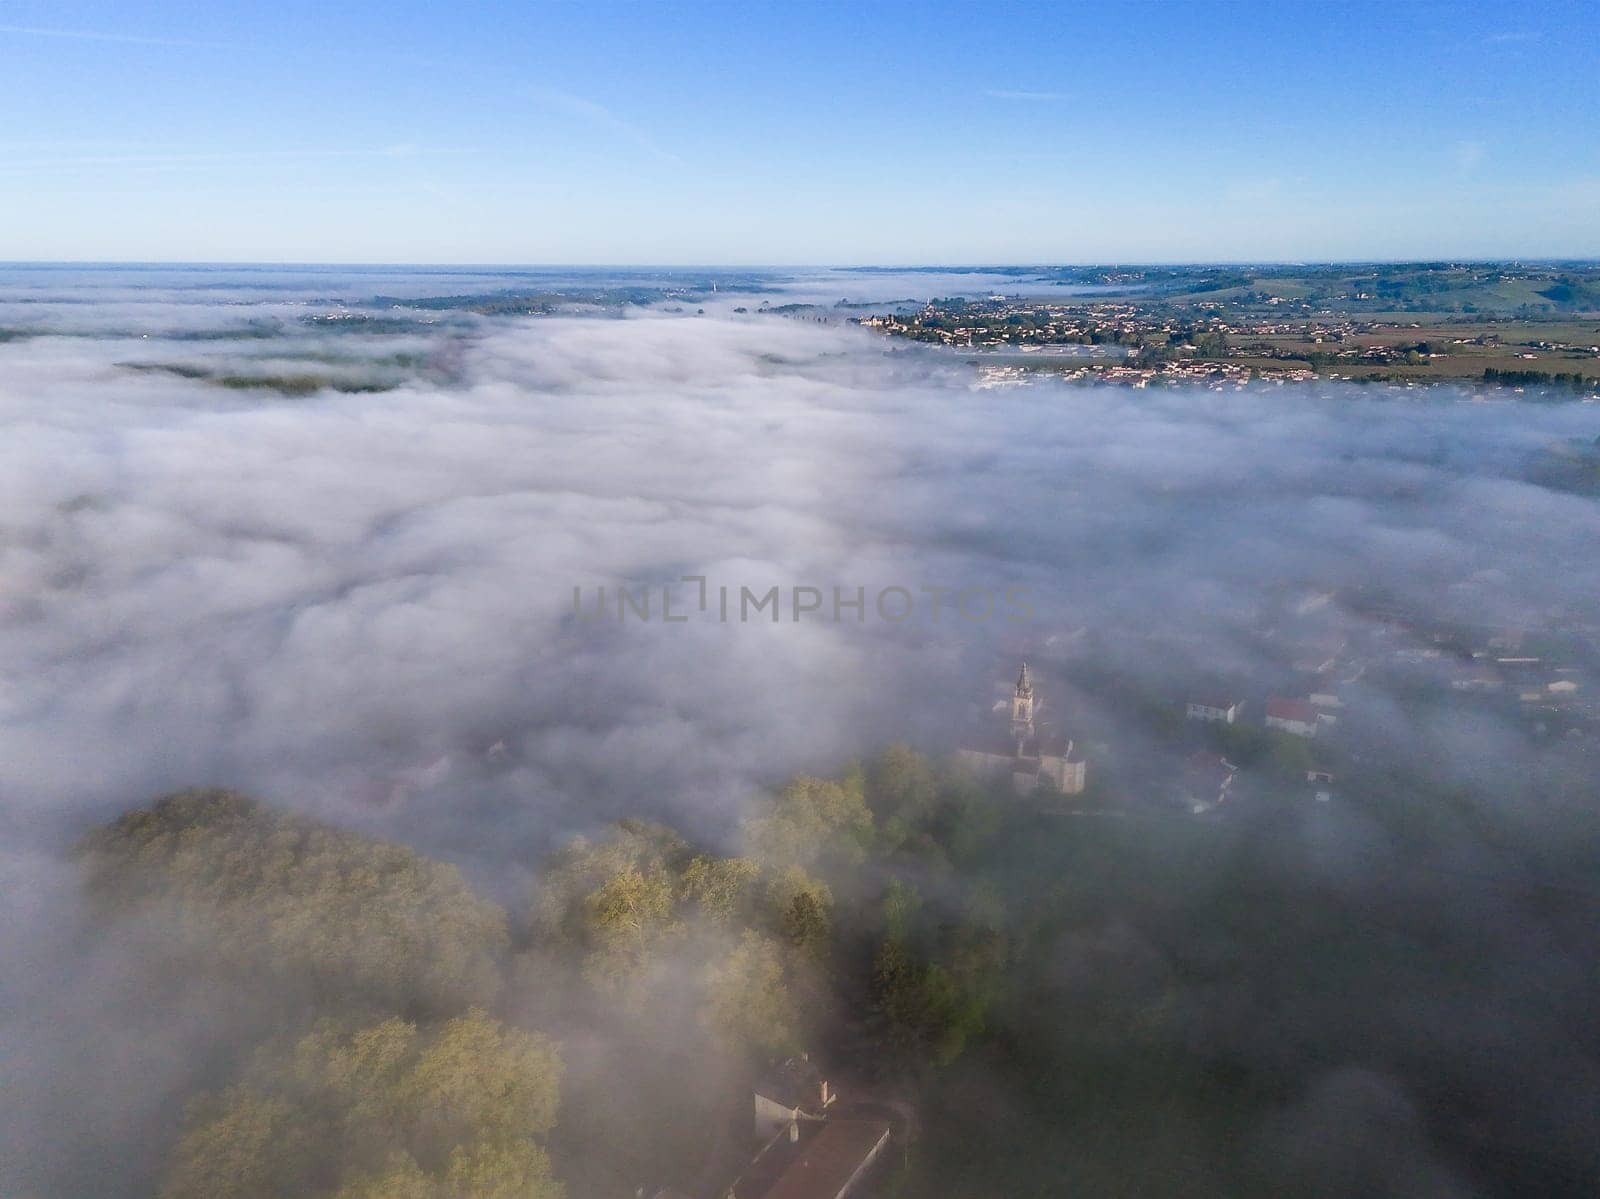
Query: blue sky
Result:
<box><xmin>1</xmin><ymin>0</ymin><xmax>1596</xmax><ymax>263</ymax></box>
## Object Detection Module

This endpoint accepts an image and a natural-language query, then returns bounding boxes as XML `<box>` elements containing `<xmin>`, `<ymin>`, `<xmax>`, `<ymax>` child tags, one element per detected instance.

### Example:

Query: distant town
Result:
<box><xmin>838</xmin><ymin>262</ymin><xmax>1600</xmax><ymax>394</ymax></box>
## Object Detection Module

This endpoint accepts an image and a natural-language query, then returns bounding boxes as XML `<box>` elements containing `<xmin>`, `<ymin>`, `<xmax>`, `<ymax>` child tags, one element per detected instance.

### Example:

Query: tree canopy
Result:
<box><xmin>161</xmin><ymin>1009</ymin><xmax>563</xmax><ymax>1199</ymax></box>
<box><xmin>743</xmin><ymin>773</ymin><xmax>874</xmax><ymax>870</ymax></box>
<box><xmin>77</xmin><ymin>789</ymin><xmax>508</xmax><ymax>1016</ymax></box>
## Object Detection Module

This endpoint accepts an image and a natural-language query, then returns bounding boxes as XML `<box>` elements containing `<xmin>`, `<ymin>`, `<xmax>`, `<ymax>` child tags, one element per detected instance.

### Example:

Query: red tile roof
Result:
<box><xmin>1266</xmin><ymin>697</ymin><xmax>1318</xmax><ymax>724</ymax></box>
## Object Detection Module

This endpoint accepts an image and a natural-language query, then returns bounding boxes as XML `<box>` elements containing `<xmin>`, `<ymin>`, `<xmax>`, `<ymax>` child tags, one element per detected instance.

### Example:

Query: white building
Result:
<box><xmin>1186</xmin><ymin>697</ymin><xmax>1243</xmax><ymax>723</ymax></box>
<box><xmin>754</xmin><ymin>1056</ymin><xmax>836</xmax><ymax>1141</ymax></box>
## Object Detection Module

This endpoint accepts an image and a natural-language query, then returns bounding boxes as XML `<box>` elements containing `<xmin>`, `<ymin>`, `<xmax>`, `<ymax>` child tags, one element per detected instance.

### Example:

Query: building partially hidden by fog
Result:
<box><xmin>754</xmin><ymin>1056</ymin><xmax>837</xmax><ymax>1140</ymax></box>
<box><xmin>709</xmin><ymin>1057</ymin><xmax>890</xmax><ymax>1199</ymax></box>
<box><xmin>958</xmin><ymin>663</ymin><xmax>1087</xmax><ymax>795</ymax></box>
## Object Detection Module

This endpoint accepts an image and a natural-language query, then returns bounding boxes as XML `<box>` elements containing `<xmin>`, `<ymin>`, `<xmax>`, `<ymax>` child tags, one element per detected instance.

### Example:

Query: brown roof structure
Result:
<box><xmin>753</xmin><ymin>1119</ymin><xmax>891</xmax><ymax>1199</ymax></box>
<box><xmin>1266</xmin><ymin>696</ymin><xmax>1319</xmax><ymax>724</ymax></box>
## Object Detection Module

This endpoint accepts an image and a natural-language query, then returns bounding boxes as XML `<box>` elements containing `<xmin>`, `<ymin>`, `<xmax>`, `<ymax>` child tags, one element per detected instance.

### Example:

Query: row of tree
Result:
<box><xmin>75</xmin><ymin>747</ymin><xmax>1015</xmax><ymax>1199</ymax></box>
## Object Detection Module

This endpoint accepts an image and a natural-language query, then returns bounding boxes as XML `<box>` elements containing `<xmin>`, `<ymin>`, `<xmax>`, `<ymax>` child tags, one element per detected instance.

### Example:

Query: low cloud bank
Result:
<box><xmin>3</xmin><ymin>273</ymin><xmax>1600</xmax><ymax>1195</ymax></box>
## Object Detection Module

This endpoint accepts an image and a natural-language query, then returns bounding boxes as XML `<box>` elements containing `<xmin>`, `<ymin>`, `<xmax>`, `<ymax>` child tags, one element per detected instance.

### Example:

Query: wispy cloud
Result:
<box><xmin>0</xmin><ymin>23</ymin><xmax>229</xmax><ymax>48</ymax></box>
<box><xmin>984</xmin><ymin>88</ymin><xmax>1069</xmax><ymax>102</ymax></box>
<box><xmin>0</xmin><ymin>145</ymin><xmax>480</xmax><ymax>176</ymax></box>
<box><xmin>531</xmin><ymin>90</ymin><xmax>682</xmax><ymax>165</ymax></box>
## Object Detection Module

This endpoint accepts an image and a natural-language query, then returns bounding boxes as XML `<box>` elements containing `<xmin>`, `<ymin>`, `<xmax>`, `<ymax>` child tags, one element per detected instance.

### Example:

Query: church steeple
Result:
<box><xmin>1010</xmin><ymin>661</ymin><xmax>1035</xmax><ymax>744</ymax></box>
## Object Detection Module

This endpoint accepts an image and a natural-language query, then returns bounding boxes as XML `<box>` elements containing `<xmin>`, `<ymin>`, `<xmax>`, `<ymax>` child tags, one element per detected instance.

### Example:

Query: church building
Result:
<box><xmin>958</xmin><ymin>663</ymin><xmax>1087</xmax><ymax>795</ymax></box>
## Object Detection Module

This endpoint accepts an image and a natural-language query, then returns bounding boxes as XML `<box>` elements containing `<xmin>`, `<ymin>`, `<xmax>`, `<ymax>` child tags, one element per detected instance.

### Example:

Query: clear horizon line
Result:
<box><xmin>1</xmin><ymin>255</ymin><xmax>1598</xmax><ymax>270</ymax></box>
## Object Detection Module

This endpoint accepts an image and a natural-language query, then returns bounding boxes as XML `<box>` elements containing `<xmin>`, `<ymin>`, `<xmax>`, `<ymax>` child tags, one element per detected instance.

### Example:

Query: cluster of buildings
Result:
<box><xmin>1170</xmin><ymin>584</ymin><xmax>1600</xmax><ymax>807</ymax></box>
<box><xmin>1180</xmin><ymin>692</ymin><xmax>1340</xmax><ymax>812</ymax></box>
<box><xmin>973</xmin><ymin>360</ymin><xmax>1317</xmax><ymax>390</ymax></box>
<box><xmin>1388</xmin><ymin>619</ymin><xmax>1600</xmax><ymax>737</ymax></box>
<box><xmin>945</xmin><ymin>583</ymin><xmax>1597</xmax><ymax>820</ymax></box>
<box><xmin>856</xmin><ymin>295</ymin><xmax>1351</xmax><ymax>361</ymax></box>
<box><xmin>952</xmin><ymin>659</ymin><xmax>1340</xmax><ymax>815</ymax></box>
<box><xmin>950</xmin><ymin>658</ymin><xmax>1346</xmax><ymax>814</ymax></box>
<box><xmin>857</xmin><ymin>292</ymin><xmax>1600</xmax><ymax>392</ymax></box>
<box><xmin>858</xmin><ymin>299</ymin><xmax>1145</xmax><ymax>349</ymax></box>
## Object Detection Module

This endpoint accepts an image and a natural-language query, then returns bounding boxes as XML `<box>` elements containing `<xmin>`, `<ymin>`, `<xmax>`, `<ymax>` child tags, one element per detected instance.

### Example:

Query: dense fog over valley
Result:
<box><xmin>4</xmin><ymin>267</ymin><xmax>1600</xmax><ymax>1198</ymax></box>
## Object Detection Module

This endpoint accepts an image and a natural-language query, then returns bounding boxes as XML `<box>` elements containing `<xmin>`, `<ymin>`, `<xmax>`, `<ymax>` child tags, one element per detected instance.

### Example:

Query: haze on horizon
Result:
<box><xmin>2</xmin><ymin>0</ymin><xmax>1598</xmax><ymax>265</ymax></box>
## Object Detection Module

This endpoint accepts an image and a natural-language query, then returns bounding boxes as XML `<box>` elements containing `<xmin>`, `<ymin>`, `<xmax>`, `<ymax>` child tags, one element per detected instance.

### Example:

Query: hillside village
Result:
<box><xmin>847</xmin><ymin>268</ymin><xmax>1600</xmax><ymax>392</ymax></box>
<box><xmin>975</xmin><ymin>583</ymin><xmax>1600</xmax><ymax>824</ymax></box>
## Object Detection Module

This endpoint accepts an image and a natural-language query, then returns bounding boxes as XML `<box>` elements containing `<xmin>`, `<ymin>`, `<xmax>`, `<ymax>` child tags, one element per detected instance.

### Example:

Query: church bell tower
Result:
<box><xmin>1010</xmin><ymin>662</ymin><xmax>1035</xmax><ymax>746</ymax></box>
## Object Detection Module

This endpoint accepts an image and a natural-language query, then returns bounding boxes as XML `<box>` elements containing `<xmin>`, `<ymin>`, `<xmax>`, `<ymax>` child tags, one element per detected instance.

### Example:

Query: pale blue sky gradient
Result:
<box><xmin>1</xmin><ymin>0</ymin><xmax>1596</xmax><ymax>263</ymax></box>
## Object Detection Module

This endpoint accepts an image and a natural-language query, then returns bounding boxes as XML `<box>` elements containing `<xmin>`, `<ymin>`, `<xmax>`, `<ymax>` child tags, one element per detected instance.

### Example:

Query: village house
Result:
<box><xmin>722</xmin><ymin>1062</ymin><xmax>892</xmax><ymax>1199</ymax></box>
<box><xmin>1265</xmin><ymin>697</ymin><xmax>1321</xmax><ymax>738</ymax></box>
<box><xmin>1186</xmin><ymin>697</ymin><xmax>1244</xmax><ymax>724</ymax></box>
<box><xmin>754</xmin><ymin>1057</ymin><xmax>836</xmax><ymax>1141</ymax></box>
<box><xmin>729</xmin><ymin>1118</ymin><xmax>891</xmax><ymax>1199</ymax></box>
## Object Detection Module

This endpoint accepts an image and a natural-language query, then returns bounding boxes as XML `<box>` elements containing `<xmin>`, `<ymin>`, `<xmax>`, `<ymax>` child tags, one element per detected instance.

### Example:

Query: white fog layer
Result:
<box><xmin>3</xmin><ymin>268</ymin><xmax>1599</xmax><ymax>1198</ymax></box>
